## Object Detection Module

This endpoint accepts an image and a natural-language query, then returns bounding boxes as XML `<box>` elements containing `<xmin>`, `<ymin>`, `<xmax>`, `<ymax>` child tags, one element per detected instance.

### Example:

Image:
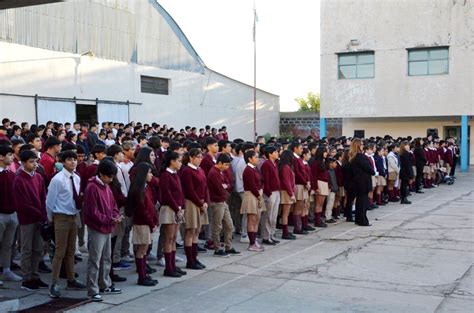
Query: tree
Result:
<box><xmin>295</xmin><ymin>92</ymin><xmax>320</xmax><ymax>112</ymax></box>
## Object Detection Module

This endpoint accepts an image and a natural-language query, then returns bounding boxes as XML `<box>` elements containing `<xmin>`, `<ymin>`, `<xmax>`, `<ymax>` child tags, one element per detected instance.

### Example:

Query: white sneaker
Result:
<box><xmin>75</xmin><ymin>248</ymin><xmax>82</xmax><ymax>257</ymax></box>
<box><xmin>240</xmin><ymin>235</ymin><xmax>250</xmax><ymax>243</ymax></box>
<box><xmin>157</xmin><ymin>257</ymin><xmax>165</xmax><ymax>267</ymax></box>
<box><xmin>2</xmin><ymin>270</ymin><xmax>22</xmax><ymax>282</ymax></box>
<box><xmin>147</xmin><ymin>252</ymin><xmax>157</xmax><ymax>261</ymax></box>
<box><xmin>79</xmin><ymin>245</ymin><xmax>88</xmax><ymax>254</ymax></box>
<box><xmin>175</xmin><ymin>255</ymin><xmax>184</xmax><ymax>262</ymax></box>
<box><xmin>247</xmin><ymin>244</ymin><xmax>264</xmax><ymax>252</ymax></box>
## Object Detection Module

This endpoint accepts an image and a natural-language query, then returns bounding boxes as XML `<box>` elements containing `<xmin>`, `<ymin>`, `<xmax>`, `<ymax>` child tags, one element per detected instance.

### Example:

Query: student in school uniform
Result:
<box><xmin>13</xmin><ymin>150</ymin><xmax>49</xmax><ymax>291</ymax></box>
<box><xmin>207</xmin><ymin>153</ymin><xmax>241</xmax><ymax>257</ymax></box>
<box><xmin>333</xmin><ymin>151</ymin><xmax>345</xmax><ymax>218</ymax></box>
<box><xmin>80</xmin><ymin>144</ymin><xmax>107</xmax><ymax>194</ymax></box>
<box><xmin>374</xmin><ymin>146</ymin><xmax>388</xmax><ymax>205</ymax></box>
<box><xmin>39</xmin><ymin>136</ymin><xmax>62</xmax><ymax>186</ymax></box>
<box><xmin>241</xmin><ymin>150</ymin><xmax>265</xmax><ymax>252</ymax></box>
<box><xmin>364</xmin><ymin>143</ymin><xmax>378</xmax><ymax>210</ymax></box>
<box><xmin>278</xmin><ymin>150</ymin><xmax>296</xmax><ymax>240</ymax></box>
<box><xmin>0</xmin><ymin>145</ymin><xmax>23</xmax><ymax>284</ymax></box>
<box><xmin>260</xmin><ymin>146</ymin><xmax>281</xmax><ymax>246</ymax></box>
<box><xmin>180</xmin><ymin>148</ymin><xmax>209</xmax><ymax>270</ymax></box>
<box><xmin>413</xmin><ymin>139</ymin><xmax>426</xmax><ymax>193</ymax></box>
<box><xmin>445</xmin><ymin>142</ymin><xmax>455</xmax><ymax>177</ymax></box>
<box><xmin>83</xmin><ymin>160</ymin><xmax>122</xmax><ymax>302</ymax></box>
<box><xmin>325</xmin><ymin>158</ymin><xmax>338</xmax><ymax>224</ymax></box>
<box><xmin>301</xmin><ymin>148</ymin><xmax>315</xmax><ymax>231</ymax></box>
<box><xmin>311</xmin><ymin>146</ymin><xmax>329</xmax><ymax>228</ymax></box>
<box><xmin>387</xmin><ymin>144</ymin><xmax>401</xmax><ymax>201</ymax></box>
<box><xmin>46</xmin><ymin>150</ymin><xmax>86</xmax><ymax>298</ymax></box>
<box><xmin>290</xmin><ymin>142</ymin><xmax>310</xmax><ymax>234</ymax></box>
<box><xmin>158</xmin><ymin>151</ymin><xmax>186</xmax><ymax>277</ymax></box>
<box><xmin>125</xmin><ymin>162</ymin><xmax>158</xmax><ymax>286</ymax></box>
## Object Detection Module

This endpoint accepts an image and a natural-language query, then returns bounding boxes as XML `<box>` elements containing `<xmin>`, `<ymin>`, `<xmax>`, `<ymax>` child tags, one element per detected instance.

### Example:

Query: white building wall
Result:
<box><xmin>0</xmin><ymin>42</ymin><xmax>279</xmax><ymax>140</ymax></box>
<box><xmin>320</xmin><ymin>0</ymin><xmax>474</xmax><ymax>118</ymax></box>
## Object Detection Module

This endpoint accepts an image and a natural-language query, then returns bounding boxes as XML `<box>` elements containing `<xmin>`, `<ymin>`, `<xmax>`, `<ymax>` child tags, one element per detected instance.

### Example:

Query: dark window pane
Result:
<box><xmin>141</xmin><ymin>76</ymin><xmax>169</xmax><ymax>95</ymax></box>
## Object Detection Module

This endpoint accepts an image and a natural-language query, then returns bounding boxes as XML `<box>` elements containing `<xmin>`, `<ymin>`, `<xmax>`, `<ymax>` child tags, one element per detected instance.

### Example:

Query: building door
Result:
<box><xmin>37</xmin><ymin>99</ymin><xmax>76</xmax><ymax>125</ymax></box>
<box><xmin>76</xmin><ymin>103</ymin><xmax>97</xmax><ymax>124</ymax></box>
<box><xmin>444</xmin><ymin>126</ymin><xmax>471</xmax><ymax>165</ymax></box>
<box><xmin>97</xmin><ymin>102</ymin><xmax>129</xmax><ymax>125</ymax></box>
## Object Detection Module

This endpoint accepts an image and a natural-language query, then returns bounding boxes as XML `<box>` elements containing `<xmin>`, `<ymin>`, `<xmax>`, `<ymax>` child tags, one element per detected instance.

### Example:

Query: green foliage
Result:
<box><xmin>295</xmin><ymin>92</ymin><xmax>320</xmax><ymax>112</ymax></box>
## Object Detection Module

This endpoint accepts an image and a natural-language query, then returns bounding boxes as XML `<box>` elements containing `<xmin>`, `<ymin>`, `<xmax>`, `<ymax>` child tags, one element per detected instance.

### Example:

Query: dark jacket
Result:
<box><xmin>374</xmin><ymin>155</ymin><xmax>386</xmax><ymax>177</ymax></box>
<box><xmin>342</xmin><ymin>162</ymin><xmax>353</xmax><ymax>191</ymax></box>
<box><xmin>413</xmin><ymin>147</ymin><xmax>426</xmax><ymax>169</ymax></box>
<box><xmin>399</xmin><ymin>152</ymin><xmax>414</xmax><ymax>180</ymax></box>
<box><xmin>350</xmin><ymin>153</ymin><xmax>375</xmax><ymax>194</ymax></box>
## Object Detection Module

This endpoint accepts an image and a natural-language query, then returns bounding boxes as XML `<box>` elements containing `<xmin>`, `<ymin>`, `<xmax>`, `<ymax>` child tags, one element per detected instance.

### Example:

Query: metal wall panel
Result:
<box><xmin>0</xmin><ymin>0</ymin><xmax>205</xmax><ymax>72</ymax></box>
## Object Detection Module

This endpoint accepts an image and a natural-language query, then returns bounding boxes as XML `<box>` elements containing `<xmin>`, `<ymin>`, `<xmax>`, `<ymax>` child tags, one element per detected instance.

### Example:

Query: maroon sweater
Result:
<box><xmin>292</xmin><ymin>155</ymin><xmax>307</xmax><ymax>185</ymax></box>
<box><xmin>261</xmin><ymin>159</ymin><xmax>280</xmax><ymax>197</ymax></box>
<box><xmin>83</xmin><ymin>177</ymin><xmax>119</xmax><ymax>234</ymax></box>
<box><xmin>0</xmin><ymin>168</ymin><xmax>15</xmax><ymax>214</ymax></box>
<box><xmin>181</xmin><ymin>165</ymin><xmax>209</xmax><ymax>207</ymax></box>
<box><xmin>243</xmin><ymin>165</ymin><xmax>262</xmax><ymax>198</ymax></box>
<box><xmin>12</xmin><ymin>170</ymin><xmax>47</xmax><ymax>225</ymax></box>
<box><xmin>39</xmin><ymin>152</ymin><xmax>56</xmax><ymax>186</ymax></box>
<box><xmin>132</xmin><ymin>185</ymin><xmax>158</xmax><ymax>229</ymax></box>
<box><xmin>200</xmin><ymin>153</ymin><xmax>216</xmax><ymax>176</ymax></box>
<box><xmin>279</xmin><ymin>165</ymin><xmax>295</xmax><ymax>197</ymax></box>
<box><xmin>311</xmin><ymin>160</ymin><xmax>329</xmax><ymax>191</ymax></box>
<box><xmin>207</xmin><ymin>166</ymin><xmax>228</xmax><ymax>203</ymax></box>
<box><xmin>159</xmin><ymin>170</ymin><xmax>184</xmax><ymax>212</ymax></box>
<box><xmin>81</xmin><ymin>163</ymin><xmax>98</xmax><ymax>193</ymax></box>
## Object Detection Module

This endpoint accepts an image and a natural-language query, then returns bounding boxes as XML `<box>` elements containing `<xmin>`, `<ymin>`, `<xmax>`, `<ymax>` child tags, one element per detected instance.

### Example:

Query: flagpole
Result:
<box><xmin>253</xmin><ymin>0</ymin><xmax>257</xmax><ymax>141</ymax></box>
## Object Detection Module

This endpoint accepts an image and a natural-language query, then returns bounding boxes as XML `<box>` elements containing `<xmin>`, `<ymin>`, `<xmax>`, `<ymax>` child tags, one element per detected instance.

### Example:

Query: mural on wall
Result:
<box><xmin>280</xmin><ymin>113</ymin><xmax>342</xmax><ymax>139</ymax></box>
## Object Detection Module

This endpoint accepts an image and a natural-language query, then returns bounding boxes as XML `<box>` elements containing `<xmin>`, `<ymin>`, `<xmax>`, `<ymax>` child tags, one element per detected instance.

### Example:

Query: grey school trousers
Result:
<box><xmin>87</xmin><ymin>228</ymin><xmax>112</xmax><ymax>296</ymax></box>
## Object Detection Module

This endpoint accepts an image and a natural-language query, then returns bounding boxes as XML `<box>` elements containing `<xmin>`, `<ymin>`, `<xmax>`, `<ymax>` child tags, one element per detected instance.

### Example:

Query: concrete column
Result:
<box><xmin>320</xmin><ymin>117</ymin><xmax>327</xmax><ymax>138</ymax></box>
<box><xmin>461</xmin><ymin>115</ymin><xmax>468</xmax><ymax>172</ymax></box>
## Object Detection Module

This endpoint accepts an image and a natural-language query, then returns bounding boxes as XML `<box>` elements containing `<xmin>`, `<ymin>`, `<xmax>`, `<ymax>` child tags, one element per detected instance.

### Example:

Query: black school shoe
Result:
<box><xmin>111</xmin><ymin>274</ymin><xmax>127</xmax><ymax>282</ymax></box>
<box><xmin>270</xmin><ymin>238</ymin><xmax>280</xmax><ymax>244</ymax></box>
<box><xmin>146</xmin><ymin>275</ymin><xmax>159</xmax><ymax>284</ymax></box>
<box><xmin>21</xmin><ymin>279</ymin><xmax>39</xmax><ymax>291</ymax></box>
<box><xmin>261</xmin><ymin>239</ymin><xmax>276</xmax><ymax>246</ymax></box>
<box><xmin>138</xmin><ymin>277</ymin><xmax>157</xmax><ymax>287</ymax></box>
<box><xmin>38</xmin><ymin>261</ymin><xmax>52</xmax><ymax>273</ymax></box>
<box><xmin>225</xmin><ymin>248</ymin><xmax>242</xmax><ymax>255</ymax></box>
<box><xmin>35</xmin><ymin>278</ymin><xmax>49</xmax><ymax>288</ymax></box>
<box><xmin>175</xmin><ymin>267</ymin><xmax>187</xmax><ymax>275</ymax></box>
<box><xmin>197</xmin><ymin>245</ymin><xmax>207</xmax><ymax>253</ymax></box>
<box><xmin>293</xmin><ymin>229</ymin><xmax>309</xmax><ymax>235</ymax></box>
<box><xmin>303</xmin><ymin>225</ymin><xmax>316</xmax><ymax>231</ymax></box>
<box><xmin>163</xmin><ymin>269</ymin><xmax>182</xmax><ymax>278</ymax></box>
<box><xmin>195</xmin><ymin>260</ymin><xmax>206</xmax><ymax>269</ymax></box>
<box><xmin>146</xmin><ymin>263</ymin><xmax>157</xmax><ymax>274</ymax></box>
<box><xmin>66</xmin><ymin>279</ymin><xmax>86</xmax><ymax>290</ymax></box>
<box><xmin>282</xmin><ymin>233</ymin><xmax>296</xmax><ymax>240</ymax></box>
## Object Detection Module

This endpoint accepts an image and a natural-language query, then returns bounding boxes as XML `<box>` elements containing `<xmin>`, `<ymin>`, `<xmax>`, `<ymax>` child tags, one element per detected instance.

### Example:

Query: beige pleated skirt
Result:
<box><xmin>295</xmin><ymin>184</ymin><xmax>307</xmax><ymax>201</ymax></box>
<box><xmin>132</xmin><ymin>225</ymin><xmax>151</xmax><ymax>245</ymax></box>
<box><xmin>388</xmin><ymin>171</ymin><xmax>398</xmax><ymax>180</ymax></box>
<box><xmin>159</xmin><ymin>205</ymin><xmax>182</xmax><ymax>225</ymax></box>
<box><xmin>376</xmin><ymin>176</ymin><xmax>387</xmax><ymax>186</ymax></box>
<box><xmin>280</xmin><ymin>190</ymin><xmax>295</xmax><ymax>205</ymax></box>
<box><xmin>240</xmin><ymin>190</ymin><xmax>265</xmax><ymax>215</ymax></box>
<box><xmin>336</xmin><ymin>186</ymin><xmax>345</xmax><ymax>197</ymax></box>
<box><xmin>317</xmin><ymin>180</ymin><xmax>329</xmax><ymax>196</ymax></box>
<box><xmin>184</xmin><ymin>199</ymin><xmax>206</xmax><ymax>229</ymax></box>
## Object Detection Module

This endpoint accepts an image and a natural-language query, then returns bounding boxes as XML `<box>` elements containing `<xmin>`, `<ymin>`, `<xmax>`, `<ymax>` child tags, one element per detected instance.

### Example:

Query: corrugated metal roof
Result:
<box><xmin>0</xmin><ymin>0</ymin><xmax>206</xmax><ymax>72</ymax></box>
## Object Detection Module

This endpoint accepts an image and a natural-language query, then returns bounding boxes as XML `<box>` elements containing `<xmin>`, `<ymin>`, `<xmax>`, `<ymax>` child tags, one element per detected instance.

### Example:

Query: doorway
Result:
<box><xmin>76</xmin><ymin>104</ymin><xmax>97</xmax><ymax>124</ymax></box>
<box><xmin>444</xmin><ymin>125</ymin><xmax>471</xmax><ymax>166</ymax></box>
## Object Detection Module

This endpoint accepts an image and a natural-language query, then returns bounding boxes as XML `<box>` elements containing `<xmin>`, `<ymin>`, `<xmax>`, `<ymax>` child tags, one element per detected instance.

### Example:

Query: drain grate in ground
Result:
<box><xmin>17</xmin><ymin>297</ymin><xmax>91</xmax><ymax>313</ymax></box>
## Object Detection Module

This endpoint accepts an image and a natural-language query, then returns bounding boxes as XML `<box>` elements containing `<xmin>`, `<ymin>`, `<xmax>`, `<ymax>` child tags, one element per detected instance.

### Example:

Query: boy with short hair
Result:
<box><xmin>325</xmin><ymin>158</ymin><xmax>339</xmax><ymax>223</ymax></box>
<box><xmin>13</xmin><ymin>150</ymin><xmax>48</xmax><ymax>291</ymax></box>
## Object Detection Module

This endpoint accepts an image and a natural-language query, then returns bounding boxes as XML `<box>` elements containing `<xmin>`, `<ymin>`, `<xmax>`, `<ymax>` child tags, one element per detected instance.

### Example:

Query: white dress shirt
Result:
<box><xmin>46</xmin><ymin>169</ymin><xmax>80</xmax><ymax>220</ymax></box>
<box><xmin>232</xmin><ymin>156</ymin><xmax>246</xmax><ymax>193</ymax></box>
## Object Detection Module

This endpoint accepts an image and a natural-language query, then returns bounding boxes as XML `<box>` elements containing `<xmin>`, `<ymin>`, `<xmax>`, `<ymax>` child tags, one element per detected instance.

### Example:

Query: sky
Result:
<box><xmin>158</xmin><ymin>0</ymin><xmax>321</xmax><ymax>112</ymax></box>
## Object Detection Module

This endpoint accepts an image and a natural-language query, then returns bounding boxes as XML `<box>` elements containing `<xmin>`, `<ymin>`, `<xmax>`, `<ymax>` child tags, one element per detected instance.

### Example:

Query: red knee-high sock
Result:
<box><xmin>315</xmin><ymin>212</ymin><xmax>321</xmax><ymax>226</ymax></box>
<box><xmin>282</xmin><ymin>224</ymin><xmax>289</xmax><ymax>236</ymax></box>
<box><xmin>248</xmin><ymin>232</ymin><xmax>256</xmax><ymax>245</ymax></box>
<box><xmin>192</xmin><ymin>243</ymin><xmax>198</xmax><ymax>263</ymax></box>
<box><xmin>164</xmin><ymin>252</ymin><xmax>173</xmax><ymax>272</ymax></box>
<box><xmin>185</xmin><ymin>246</ymin><xmax>193</xmax><ymax>266</ymax></box>
<box><xmin>136</xmin><ymin>258</ymin><xmax>145</xmax><ymax>280</ymax></box>
<box><xmin>302</xmin><ymin>215</ymin><xmax>308</xmax><ymax>228</ymax></box>
<box><xmin>171</xmin><ymin>251</ymin><xmax>176</xmax><ymax>271</ymax></box>
<box><xmin>376</xmin><ymin>193</ymin><xmax>382</xmax><ymax>205</ymax></box>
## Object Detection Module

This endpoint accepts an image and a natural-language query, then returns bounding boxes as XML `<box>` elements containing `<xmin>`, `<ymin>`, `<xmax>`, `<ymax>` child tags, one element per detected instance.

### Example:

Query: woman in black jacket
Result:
<box><xmin>341</xmin><ymin>149</ymin><xmax>354</xmax><ymax>222</ymax></box>
<box><xmin>413</xmin><ymin>138</ymin><xmax>426</xmax><ymax>193</ymax></box>
<box><xmin>349</xmin><ymin>139</ymin><xmax>375</xmax><ymax>226</ymax></box>
<box><xmin>399</xmin><ymin>141</ymin><xmax>414</xmax><ymax>204</ymax></box>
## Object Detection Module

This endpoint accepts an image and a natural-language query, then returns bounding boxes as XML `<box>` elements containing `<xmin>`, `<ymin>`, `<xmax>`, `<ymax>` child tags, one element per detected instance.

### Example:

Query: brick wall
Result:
<box><xmin>280</xmin><ymin>112</ymin><xmax>342</xmax><ymax>139</ymax></box>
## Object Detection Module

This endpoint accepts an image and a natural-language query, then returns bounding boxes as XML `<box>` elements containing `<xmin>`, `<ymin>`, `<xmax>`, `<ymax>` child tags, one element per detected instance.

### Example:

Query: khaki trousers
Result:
<box><xmin>210</xmin><ymin>202</ymin><xmax>234</xmax><ymax>250</ymax></box>
<box><xmin>20</xmin><ymin>223</ymin><xmax>44</xmax><ymax>281</ymax></box>
<box><xmin>51</xmin><ymin>214</ymin><xmax>78</xmax><ymax>284</ymax></box>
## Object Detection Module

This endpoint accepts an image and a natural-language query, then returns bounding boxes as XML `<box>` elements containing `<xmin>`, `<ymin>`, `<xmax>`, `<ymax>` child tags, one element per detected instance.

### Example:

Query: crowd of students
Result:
<box><xmin>0</xmin><ymin>117</ymin><xmax>459</xmax><ymax>302</ymax></box>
